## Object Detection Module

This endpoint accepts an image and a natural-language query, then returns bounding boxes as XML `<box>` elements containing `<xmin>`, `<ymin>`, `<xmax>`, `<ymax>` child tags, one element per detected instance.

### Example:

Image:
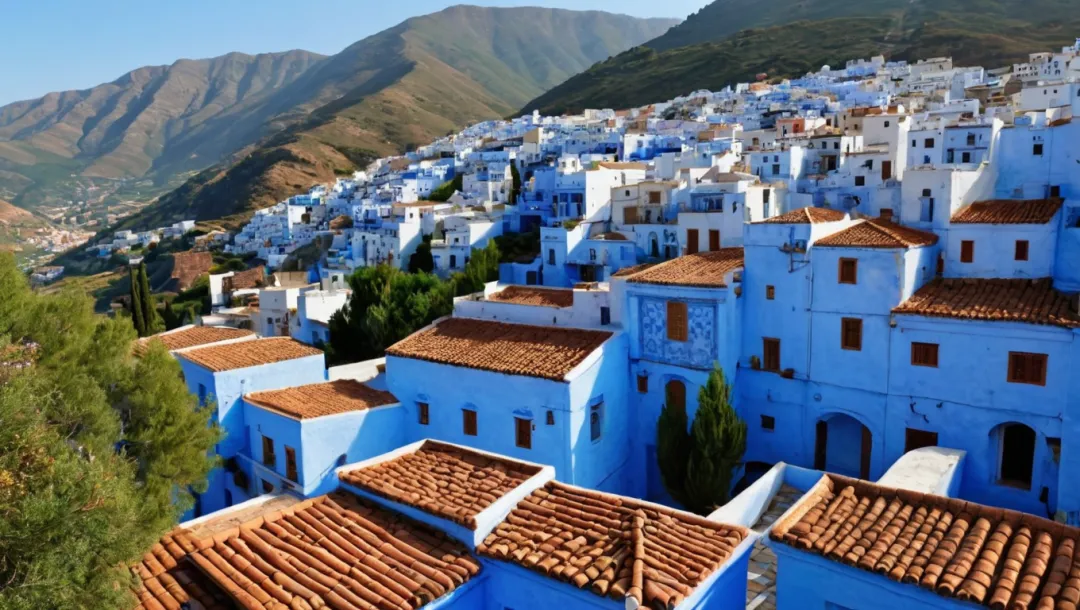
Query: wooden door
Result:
<box><xmin>709</xmin><ymin>229</ymin><xmax>720</xmax><ymax>251</ymax></box>
<box><xmin>881</xmin><ymin>160</ymin><xmax>892</xmax><ymax>181</ymax></box>
<box><xmin>686</xmin><ymin>229</ymin><xmax>699</xmax><ymax>254</ymax></box>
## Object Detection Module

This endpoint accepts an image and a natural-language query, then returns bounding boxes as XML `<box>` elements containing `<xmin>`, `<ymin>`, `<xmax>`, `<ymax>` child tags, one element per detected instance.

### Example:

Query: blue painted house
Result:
<box><xmin>175</xmin><ymin>337</ymin><xmax>327</xmax><ymax>515</ymax></box>
<box><xmin>622</xmin><ymin>248</ymin><xmax>745</xmax><ymax>500</ymax></box>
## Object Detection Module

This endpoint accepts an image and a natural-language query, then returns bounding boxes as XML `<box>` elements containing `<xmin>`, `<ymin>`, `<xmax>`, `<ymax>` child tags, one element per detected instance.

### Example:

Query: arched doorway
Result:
<box><xmin>665</xmin><ymin>379</ymin><xmax>686</xmax><ymax>418</ymax></box>
<box><xmin>649</xmin><ymin>232</ymin><xmax>660</xmax><ymax>259</ymax></box>
<box><xmin>994</xmin><ymin>422</ymin><xmax>1036</xmax><ymax>489</ymax></box>
<box><xmin>814</xmin><ymin>414</ymin><xmax>872</xmax><ymax>479</ymax></box>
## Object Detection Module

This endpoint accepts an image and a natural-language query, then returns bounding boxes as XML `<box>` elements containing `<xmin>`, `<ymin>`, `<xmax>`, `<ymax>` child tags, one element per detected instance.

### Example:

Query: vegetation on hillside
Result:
<box><xmin>657</xmin><ymin>366</ymin><xmax>747</xmax><ymax>514</ymax></box>
<box><xmin>327</xmin><ymin>240</ymin><xmax>501</xmax><ymax>365</ymax></box>
<box><xmin>525</xmin><ymin>1</ymin><xmax>1080</xmax><ymax>115</ymax></box>
<box><xmin>0</xmin><ymin>253</ymin><xmax>219</xmax><ymax>608</ymax></box>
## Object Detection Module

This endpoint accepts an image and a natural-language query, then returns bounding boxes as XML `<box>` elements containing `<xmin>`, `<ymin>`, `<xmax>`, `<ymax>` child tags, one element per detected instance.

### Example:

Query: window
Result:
<box><xmin>686</xmin><ymin>229</ymin><xmax>699</xmax><ymax>255</ymax></box>
<box><xmin>925</xmin><ymin>138</ymin><xmax>935</xmax><ymax>148</ymax></box>
<box><xmin>761</xmin><ymin>415</ymin><xmax>776</xmax><ymax>431</ymax></box>
<box><xmin>548</xmin><ymin>249</ymin><xmax>555</xmax><ymax>265</ymax></box>
<box><xmin>667</xmin><ymin>301</ymin><xmax>688</xmax><ymax>342</ymax></box>
<box><xmin>1015</xmin><ymin>240</ymin><xmax>1029</xmax><ymax>261</ymax></box>
<box><xmin>450</xmin><ymin>254</ymin><xmax>457</xmax><ymax>268</ymax></box>
<box><xmin>709</xmin><ymin>229</ymin><xmax>720</xmax><ymax>251</ymax></box>
<box><xmin>262</xmin><ymin>435</ymin><xmax>275</xmax><ymax>467</ymax></box>
<box><xmin>772</xmin><ymin>164</ymin><xmax>780</xmax><ymax>175</ymax></box>
<box><xmin>855</xmin><ymin>176</ymin><xmax>865</xmax><ymax>187</ymax></box>
<box><xmin>1033</xmin><ymin>143</ymin><xmax>1044</xmax><ymax>156</ymax></box>
<box><xmin>546</xmin><ymin>410</ymin><xmax>555</xmax><ymax>425</ymax></box>
<box><xmin>285</xmin><ymin>446</ymin><xmax>297</xmax><ymax>482</ymax></box>
<box><xmin>463</xmin><ymin>409</ymin><xmax>477</xmax><ymax>436</ymax></box>
<box><xmin>648</xmin><ymin>191</ymin><xmax>662</xmax><ymax>204</ymax></box>
<box><xmin>590</xmin><ymin>402</ymin><xmax>604</xmax><ymax>441</ymax></box>
<box><xmin>905</xmin><ymin>428</ymin><xmax>939</xmax><ymax>452</ymax></box>
<box><xmin>1008</xmin><ymin>352</ymin><xmax>1047</xmax><ymax>386</ymax></box>
<box><xmin>766</xmin><ymin>285</ymin><xmax>775</xmax><ymax>300</ymax></box>
<box><xmin>418</xmin><ymin>401</ymin><xmax>430</xmax><ymax>425</ymax></box>
<box><xmin>197</xmin><ymin>383</ymin><xmax>207</xmax><ymax>406</ymax></box>
<box><xmin>912</xmin><ymin>139</ymin><xmax>917</xmax><ymax>147</ymax></box>
<box><xmin>600</xmin><ymin>307</ymin><xmax>611</xmax><ymax>326</ymax></box>
<box><xmin>911</xmin><ymin>342</ymin><xmax>939</xmax><ymax>367</ymax></box>
<box><xmin>637</xmin><ymin>374</ymin><xmax>648</xmax><ymax>394</ymax></box>
<box><xmin>998</xmin><ymin>423</ymin><xmax>1036</xmax><ymax>489</ymax></box>
<box><xmin>960</xmin><ymin>240</ymin><xmax>974</xmax><ymax>263</ymax></box>
<box><xmin>961</xmin><ymin>152</ymin><xmax>971</xmax><ymax>163</ymax></box>
<box><xmin>967</xmin><ymin>133</ymin><xmax>976</xmax><ymax>146</ymax></box>
<box><xmin>589</xmin><ymin>248</ymin><xmax>597</xmax><ymax>261</ymax></box>
<box><xmin>763</xmin><ymin>338</ymin><xmax>781</xmax><ymax>372</ymax></box>
<box><xmin>515</xmin><ymin>417</ymin><xmax>532</xmax><ymax>449</ymax></box>
<box><xmin>838</xmin><ymin>258</ymin><xmax>858</xmax><ymax>284</ymax></box>
<box><xmin>841</xmin><ymin>318</ymin><xmax>863</xmax><ymax>351</ymax></box>
<box><xmin>884</xmin><ymin>120</ymin><xmax>890</xmax><ymax>128</ymax></box>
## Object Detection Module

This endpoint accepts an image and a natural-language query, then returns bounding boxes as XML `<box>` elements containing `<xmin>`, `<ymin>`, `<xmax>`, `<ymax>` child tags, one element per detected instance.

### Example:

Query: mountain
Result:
<box><xmin>0</xmin><ymin>50</ymin><xmax>326</xmax><ymax>211</ymax></box>
<box><xmin>523</xmin><ymin>0</ymin><xmax>1080</xmax><ymax>116</ymax></box>
<box><xmin>105</xmin><ymin>6</ymin><xmax>678</xmax><ymax>232</ymax></box>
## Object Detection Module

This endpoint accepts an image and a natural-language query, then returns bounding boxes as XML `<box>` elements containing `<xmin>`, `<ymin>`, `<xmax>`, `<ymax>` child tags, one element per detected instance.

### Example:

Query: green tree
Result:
<box><xmin>509</xmin><ymin>162</ymin><xmax>522</xmax><ymax>204</ymax></box>
<box><xmin>451</xmin><ymin>239</ymin><xmax>501</xmax><ymax>296</ymax></box>
<box><xmin>655</xmin><ymin>365</ymin><xmax>747</xmax><ymax>514</ymax></box>
<box><xmin>428</xmin><ymin>174</ymin><xmax>464</xmax><ymax>202</ymax></box>
<box><xmin>138</xmin><ymin>263</ymin><xmax>163</xmax><ymax>336</ymax></box>
<box><xmin>408</xmin><ymin>236</ymin><xmax>436</xmax><ymax>273</ymax></box>
<box><xmin>129</xmin><ymin>265</ymin><xmax>146</xmax><ymax>336</ymax></box>
<box><xmin>0</xmin><ymin>253</ymin><xmax>219</xmax><ymax>608</ymax></box>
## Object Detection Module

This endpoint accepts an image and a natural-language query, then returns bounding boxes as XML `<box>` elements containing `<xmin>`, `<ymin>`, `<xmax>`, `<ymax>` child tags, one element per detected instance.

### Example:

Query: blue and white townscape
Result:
<box><xmin>132</xmin><ymin>43</ymin><xmax>1080</xmax><ymax>610</ymax></box>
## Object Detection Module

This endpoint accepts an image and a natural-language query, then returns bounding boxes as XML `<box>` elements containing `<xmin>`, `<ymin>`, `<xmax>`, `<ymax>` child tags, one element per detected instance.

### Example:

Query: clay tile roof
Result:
<box><xmin>815</xmin><ymin>218</ymin><xmax>939</xmax><ymax>249</ymax></box>
<box><xmin>478</xmin><ymin>482</ymin><xmax>748</xmax><ymax>609</ymax></box>
<box><xmin>386</xmin><ymin>318</ymin><xmax>611</xmax><ymax>381</ymax></box>
<box><xmin>757</xmin><ymin>206</ymin><xmax>847</xmax><ymax>224</ymax></box>
<box><xmin>951</xmin><ymin>198</ymin><xmax>1064</xmax><ymax>224</ymax></box>
<box><xmin>596</xmin><ymin>161</ymin><xmax>647</xmax><ymax>170</ymax></box>
<box><xmin>245</xmin><ymin>379</ymin><xmax>397</xmax><ymax>419</ymax></box>
<box><xmin>134</xmin><ymin>492</ymin><xmax>480</xmax><ymax>610</ymax></box>
<box><xmin>339</xmin><ymin>441</ymin><xmax>543</xmax><ymax>529</ymax></box>
<box><xmin>223</xmin><ymin>266</ymin><xmax>266</xmax><ymax>291</ymax></box>
<box><xmin>136</xmin><ymin>326</ymin><xmax>254</xmax><ymax>355</ymax></box>
<box><xmin>178</xmin><ymin>337</ymin><xmax>323</xmax><ymax>372</ymax></box>
<box><xmin>486</xmin><ymin>285</ymin><xmax>574</xmax><ymax>308</ymax></box>
<box><xmin>771</xmin><ymin>473</ymin><xmax>1080</xmax><ymax>610</ymax></box>
<box><xmin>169</xmin><ymin>251</ymin><xmax>213</xmax><ymax>291</ymax></box>
<box><xmin>893</xmin><ymin>278</ymin><xmax>1080</xmax><ymax>328</ymax></box>
<box><xmin>611</xmin><ymin>262</ymin><xmax>658</xmax><ymax>278</ymax></box>
<box><xmin>627</xmin><ymin>248</ymin><xmax>744</xmax><ymax>288</ymax></box>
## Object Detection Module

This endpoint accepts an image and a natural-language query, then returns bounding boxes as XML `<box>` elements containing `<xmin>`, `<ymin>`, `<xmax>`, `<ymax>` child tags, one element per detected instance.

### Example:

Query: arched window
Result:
<box><xmin>665</xmin><ymin>380</ymin><xmax>686</xmax><ymax>418</ymax></box>
<box><xmin>998</xmin><ymin>423</ymin><xmax>1036</xmax><ymax>489</ymax></box>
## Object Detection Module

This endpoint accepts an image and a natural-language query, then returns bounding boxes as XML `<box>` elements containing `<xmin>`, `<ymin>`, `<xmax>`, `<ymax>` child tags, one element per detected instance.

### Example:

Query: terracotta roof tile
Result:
<box><xmin>386</xmin><ymin>318</ymin><xmax>611</xmax><ymax>381</ymax></box>
<box><xmin>893</xmin><ymin>278</ymin><xmax>1080</xmax><ymax>328</ymax></box>
<box><xmin>815</xmin><ymin>218</ymin><xmax>938</xmax><ymax>249</ymax></box>
<box><xmin>627</xmin><ymin>248</ymin><xmax>744</xmax><ymax>288</ymax></box>
<box><xmin>771</xmin><ymin>474</ymin><xmax>1080</xmax><ymax>610</ymax></box>
<box><xmin>479</xmin><ymin>482</ymin><xmax>748</xmax><ymax>609</ymax></box>
<box><xmin>170</xmin><ymin>251</ymin><xmax>213</xmax><ymax>292</ymax></box>
<box><xmin>339</xmin><ymin>441</ymin><xmax>542</xmax><ymax>529</ymax></box>
<box><xmin>178</xmin><ymin>337</ymin><xmax>323</xmax><ymax>372</ymax></box>
<box><xmin>611</xmin><ymin>262</ymin><xmax>658</xmax><ymax>278</ymax></box>
<box><xmin>951</xmin><ymin>198</ymin><xmax>1064</xmax><ymax>224</ymax></box>
<box><xmin>136</xmin><ymin>326</ymin><xmax>254</xmax><ymax>355</ymax></box>
<box><xmin>245</xmin><ymin>379</ymin><xmax>397</xmax><ymax>419</ymax></box>
<box><xmin>134</xmin><ymin>492</ymin><xmax>480</xmax><ymax>610</ymax></box>
<box><xmin>223</xmin><ymin>266</ymin><xmax>266</xmax><ymax>292</ymax></box>
<box><xmin>486</xmin><ymin>286</ymin><xmax>574</xmax><ymax>308</ymax></box>
<box><xmin>596</xmin><ymin>161</ymin><xmax>647</xmax><ymax>170</ymax></box>
<box><xmin>757</xmin><ymin>206</ymin><xmax>847</xmax><ymax>224</ymax></box>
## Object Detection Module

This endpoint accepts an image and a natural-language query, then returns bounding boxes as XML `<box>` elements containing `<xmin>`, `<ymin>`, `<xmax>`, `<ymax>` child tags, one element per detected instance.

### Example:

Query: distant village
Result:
<box><xmin>117</xmin><ymin>40</ymin><xmax>1080</xmax><ymax>610</ymax></box>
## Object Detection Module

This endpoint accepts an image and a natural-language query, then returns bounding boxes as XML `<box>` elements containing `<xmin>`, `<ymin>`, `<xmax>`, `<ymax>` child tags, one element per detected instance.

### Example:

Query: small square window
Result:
<box><xmin>925</xmin><ymin>138</ymin><xmax>935</xmax><ymax>148</ymax></box>
<box><xmin>418</xmin><ymin>402</ymin><xmax>430</xmax><ymax>425</ymax></box>
<box><xmin>855</xmin><ymin>176</ymin><xmax>866</xmax><ymax>187</ymax></box>
<box><xmin>911</xmin><ymin>342</ymin><xmax>939</xmax><ymax>367</ymax></box>
<box><xmin>1008</xmin><ymin>352</ymin><xmax>1047</xmax><ymax>386</ymax></box>
<box><xmin>838</xmin><ymin>258</ymin><xmax>858</xmax><ymax>284</ymax></box>
<box><xmin>1034</xmin><ymin>143</ymin><xmax>1044</xmax><ymax>156</ymax></box>
<box><xmin>841</xmin><ymin>317</ymin><xmax>863</xmax><ymax>351</ymax></box>
<box><xmin>960</xmin><ymin>240</ymin><xmax>974</xmax><ymax>263</ymax></box>
<box><xmin>1015</xmin><ymin>240</ymin><xmax>1029</xmax><ymax>261</ymax></box>
<box><xmin>761</xmin><ymin>415</ymin><xmax>776</xmax><ymax>430</ymax></box>
<box><xmin>766</xmin><ymin>285</ymin><xmax>775</xmax><ymax>300</ymax></box>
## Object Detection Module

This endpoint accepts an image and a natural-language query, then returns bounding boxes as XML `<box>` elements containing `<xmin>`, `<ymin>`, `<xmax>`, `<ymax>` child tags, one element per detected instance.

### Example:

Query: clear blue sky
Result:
<box><xmin>0</xmin><ymin>0</ymin><xmax>709</xmax><ymax>106</ymax></box>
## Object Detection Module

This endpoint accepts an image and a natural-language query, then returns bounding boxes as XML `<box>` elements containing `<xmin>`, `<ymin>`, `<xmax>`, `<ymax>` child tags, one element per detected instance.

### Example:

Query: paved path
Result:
<box><xmin>744</xmin><ymin>484</ymin><xmax>801</xmax><ymax>610</ymax></box>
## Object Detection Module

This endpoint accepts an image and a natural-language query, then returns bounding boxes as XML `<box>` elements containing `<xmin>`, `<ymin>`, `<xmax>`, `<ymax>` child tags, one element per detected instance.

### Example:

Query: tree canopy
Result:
<box><xmin>0</xmin><ymin>253</ymin><xmax>219</xmax><ymax>608</ymax></box>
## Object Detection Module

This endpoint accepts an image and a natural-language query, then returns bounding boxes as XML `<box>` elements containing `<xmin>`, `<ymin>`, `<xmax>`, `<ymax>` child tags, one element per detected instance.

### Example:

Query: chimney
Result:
<box><xmin>880</xmin><ymin>208</ymin><xmax>894</xmax><ymax>221</ymax></box>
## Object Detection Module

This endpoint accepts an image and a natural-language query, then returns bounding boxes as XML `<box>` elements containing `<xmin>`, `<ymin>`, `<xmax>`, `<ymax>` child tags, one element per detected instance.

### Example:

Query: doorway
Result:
<box><xmin>815</xmin><ymin>414</ymin><xmax>872</xmax><ymax>479</ymax></box>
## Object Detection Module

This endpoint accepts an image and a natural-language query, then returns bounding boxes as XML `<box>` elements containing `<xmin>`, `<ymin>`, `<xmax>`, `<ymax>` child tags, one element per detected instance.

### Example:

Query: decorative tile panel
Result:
<box><xmin>639</xmin><ymin>297</ymin><xmax>716</xmax><ymax>369</ymax></box>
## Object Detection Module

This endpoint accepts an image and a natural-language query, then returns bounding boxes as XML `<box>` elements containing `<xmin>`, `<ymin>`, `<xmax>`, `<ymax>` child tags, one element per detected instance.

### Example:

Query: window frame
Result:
<box><xmin>261</xmin><ymin>435</ymin><xmax>276</xmax><ymax>468</ymax></box>
<box><xmin>1007</xmin><ymin>352</ymin><xmax>1047</xmax><ymax>386</ymax></box>
<box><xmin>960</xmin><ymin>240</ymin><xmax>975</xmax><ymax>263</ymax></box>
<box><xmin>766</xmin><ymin>285</ymin><xmax>775</xmax><ymax>300</ymax></box>
<box><xmin>666</xmin><ymin>301</ymin><xmax>689</xmax><ymax>342</ymax></box>
<box><xmin>838</xmin><ymin>258</ymin><xmax>858</xmax><ymax>284</ymax></box>
<box><xmin>636</xmin><ymin>374</ymin><xmax>648</xmax><ymax>394</ymax></box>
<box><xmin>1015</xmin><ymin>240</ymin><xmax>1030</xmax><ymax>262</ymax></box>
<box><xmin>763</xmin><ymin>338</ymin><xmax>781</xmax><ymax>372</ymax></box>
<box><xmin>761</xmin><ymin>415</ymin><xmax>776</xmax><ymax>431</ymax></box>
<box><xmin>840</xmin><ymin>317</ymin><xmax>863</xmax><ymax>351</ymax></box>
<box><xmin>910</xmin><ymin>342</ymin><xmax>939</xmax><ymax>368</ymax></box>
<box><xmin>590</xmin><ymin>401</ymin><xmax>604</xmax><ymax>442</ymax></box>
<box><xmin>515</xmin><ymin>417</ymin><xmax>532</xmax><ymax>449</ymax></box>
<box><xmin>285</xmin><ymin>446</ymin><xmax>298</xmax><ymax>482</ymax></box>
<box><xmin>463</xmin><ymin>409</ymin><xmax>478</xmax><ymax>436</ymax></box>
<box><xmin>417</xmin><ymin>401</ymin><xmax>430</xmax><ymax>425</ymax></box>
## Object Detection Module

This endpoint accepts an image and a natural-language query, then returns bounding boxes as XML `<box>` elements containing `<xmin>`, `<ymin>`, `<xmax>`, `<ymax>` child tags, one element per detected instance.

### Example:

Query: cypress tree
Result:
<box><xmin>683</xmin><ymin>366</ymin><xmax>747</xmax><ymax>514</ymax></box>
<box><xmin>656</xmin><ymin>384</ymin><xmax>691</xmax><ymax>507</ymax></box>
<box><xmin>129</xmin><ymin>266</ymin><xmax>146</xmax><ymax>337</ymax></box>
<box><xmin>138</xmin><ymin>263</ymin><xmax>160</xmax><ymax>335</ymax></box>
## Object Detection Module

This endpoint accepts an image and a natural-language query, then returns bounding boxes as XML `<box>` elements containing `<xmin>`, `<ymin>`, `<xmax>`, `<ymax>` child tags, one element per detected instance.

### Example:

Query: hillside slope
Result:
<box><xmin>112</xmin><ymin>6</ymin><xmax>677</xmax><ymax>230</ymax></box>
<box><xmin>524</xmin><ymin>0</ymin><xmax>1080</xmax><ymax>115</ymax></box>
<box><xmin>0</xmin><ymin>51</ymin><xmax>326</xmax><ymax>209</ymax></box>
